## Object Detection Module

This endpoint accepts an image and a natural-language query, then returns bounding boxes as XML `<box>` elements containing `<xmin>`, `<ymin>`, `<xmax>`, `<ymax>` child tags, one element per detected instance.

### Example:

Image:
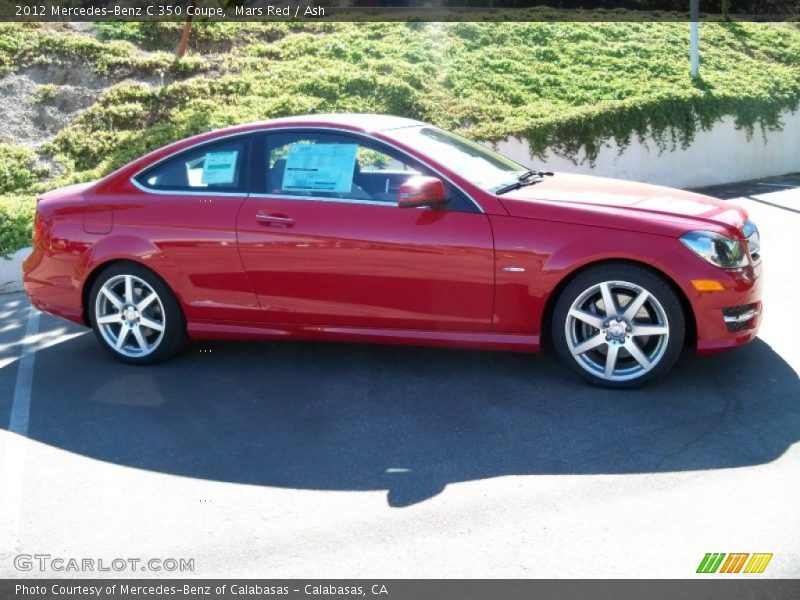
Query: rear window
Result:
<box><xmin>135</xmin><ymin>137</ymin><xmax>249</xmax><ymax>193</ymax></box>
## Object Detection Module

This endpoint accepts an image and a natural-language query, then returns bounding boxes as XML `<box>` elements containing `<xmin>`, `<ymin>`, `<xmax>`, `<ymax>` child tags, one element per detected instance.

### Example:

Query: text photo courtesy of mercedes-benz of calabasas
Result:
<box><xmin>23</xmin><ymin>114</ymin><xmax>762</xmax><ymax>388</ymax></box>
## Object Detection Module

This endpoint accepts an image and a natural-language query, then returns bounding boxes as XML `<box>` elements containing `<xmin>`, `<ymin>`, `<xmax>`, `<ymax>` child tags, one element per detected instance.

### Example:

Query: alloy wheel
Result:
<box><xmin>94</xmin><ymin>274</ymin><xmax>166</xmax><ymax>358</ymax></box>
<box><xmin>564</xmin><ymin>280</ymin><xmax>670</xmax><ymax>383</ymax></box>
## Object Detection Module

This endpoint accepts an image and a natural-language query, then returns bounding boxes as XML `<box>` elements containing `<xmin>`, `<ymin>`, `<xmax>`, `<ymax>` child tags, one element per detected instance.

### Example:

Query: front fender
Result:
<box><xmin>489</xmin><ymin>214</ymin><xmax>683</xmax><ymax>334</ymax></box>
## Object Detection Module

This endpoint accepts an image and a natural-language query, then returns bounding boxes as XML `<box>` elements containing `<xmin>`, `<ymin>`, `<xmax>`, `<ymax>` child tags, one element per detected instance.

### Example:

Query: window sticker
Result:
<box><xmin>282</xmin><ymin>143</ymin><xmax>358</xmax><ymax>193</ymax></box>
<box><xmin>201</xmin><ymin>150</ymin><xmax>239</xmax><ymax>185</ymax></box>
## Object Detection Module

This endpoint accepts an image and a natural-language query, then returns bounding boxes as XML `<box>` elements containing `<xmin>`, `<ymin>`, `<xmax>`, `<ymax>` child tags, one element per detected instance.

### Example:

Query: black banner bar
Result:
<box><xmin>1</xmin><ymin>0</ymin><xmax>799</xmax><ymax>22</ymax></box>
<box><xmin>2</xmin><ymin>580</ymin><xmax>800</xmax><ymax>600</ymax></box>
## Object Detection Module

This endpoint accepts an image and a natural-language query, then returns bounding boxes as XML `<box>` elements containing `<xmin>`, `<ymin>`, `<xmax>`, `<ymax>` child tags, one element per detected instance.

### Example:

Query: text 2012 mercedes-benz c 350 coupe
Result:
<box><xmin>23</xmin><ymin>114</ymin><xmax>762</xmax><ymax>387</ymax></box>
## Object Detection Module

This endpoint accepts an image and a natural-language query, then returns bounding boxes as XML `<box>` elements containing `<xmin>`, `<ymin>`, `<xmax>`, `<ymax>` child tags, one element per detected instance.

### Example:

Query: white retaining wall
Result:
<box><xmin>490</xmin><ymin>109</ymin><xmax>800</xmax><ymax>189</ymax></box>
<box><xmin>0</xmin><ymin>247</ymin><xmax>27</xmax><ymax>294</ymax></box>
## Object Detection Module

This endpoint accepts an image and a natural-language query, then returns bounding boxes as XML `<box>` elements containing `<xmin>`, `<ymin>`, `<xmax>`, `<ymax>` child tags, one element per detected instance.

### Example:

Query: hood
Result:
<box><xmin>498</xmin><ymin>173</ymin><xmax>746</xmax><ymax>238</ymax></box>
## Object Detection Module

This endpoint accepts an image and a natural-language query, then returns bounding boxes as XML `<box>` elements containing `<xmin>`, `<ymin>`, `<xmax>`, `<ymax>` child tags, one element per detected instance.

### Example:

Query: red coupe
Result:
<box><xmin>23</xmin><ymin>114</ymin><xmax>762</xmax><ymax>387</ymax></box>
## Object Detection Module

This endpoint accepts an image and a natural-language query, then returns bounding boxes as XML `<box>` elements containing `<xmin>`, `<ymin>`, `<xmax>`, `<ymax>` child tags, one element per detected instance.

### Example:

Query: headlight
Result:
<box><xmin>742</xmin><ymin>219</ymin><xmax>760</xmax><ymax>261</ymax></box>
<box><xmin>680</xmin><ymin>230</ymin><xmax>748</xmax><ymax>269</ymax></box>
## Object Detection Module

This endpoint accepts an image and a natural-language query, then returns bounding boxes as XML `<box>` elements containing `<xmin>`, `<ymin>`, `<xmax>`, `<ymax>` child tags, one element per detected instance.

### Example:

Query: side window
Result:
<box><xmin>136</xmin><ymin>137</ymin><xmax>249</xmax><ymax>193</ymax></box>
<box><xmin>266</xmin><ymin>132</ymin><xmax>426</xmax><ymax>204</ymax></box>
<box><xmin>263</xmin><ymin>131</ymin><xmax>478</xmax><ymax>211</ymax></box>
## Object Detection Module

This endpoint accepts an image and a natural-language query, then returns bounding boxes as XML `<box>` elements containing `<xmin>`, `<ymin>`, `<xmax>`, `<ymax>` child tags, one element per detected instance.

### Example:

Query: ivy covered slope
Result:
<box><xmin>1</xmin><ymin>21</ymin><xmax>799</xmax><ymax>254</ymax></box>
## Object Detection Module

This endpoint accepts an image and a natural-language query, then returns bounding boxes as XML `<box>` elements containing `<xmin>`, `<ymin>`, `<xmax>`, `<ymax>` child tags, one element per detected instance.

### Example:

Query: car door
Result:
<box><xmin>130</xmin><ymin>134</ymin><xmax>262</xmax><ymax>322</ymax></box>
<box><xmin>236</xmin><ymin>129</ymin><xmax>495</xmax><ymax>331</ymax></box>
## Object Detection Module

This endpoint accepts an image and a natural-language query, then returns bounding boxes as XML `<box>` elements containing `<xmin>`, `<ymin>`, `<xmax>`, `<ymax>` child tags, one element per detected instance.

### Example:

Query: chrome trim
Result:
<box><xmin>502</xmin><ymin>266</ymin><xmax>526</xmax><ymax>272</ymax></box>
<box><xmin>128</xmin><ymin>125</ymin><xmax>484</xmax><ymax>213</ymax></box>
<box><xmin>743</xmin><ymin>220</ymin><xmax>760</xmax><ymax>263</ymax></box>
<box><xmin>256</xmin><ymin>213</ymin><xmax>295</xmax><ymax>225</ymax></box>
<box><xmin>723</xmin><ymin>308</ymin><xmax>759</xmax><ymax>324</ymax></box>
<box><xmin>129</xmin><ymin>177</ymin><xmax>248</xmax><ymax>197</ymax></box>
<box><xmin>249</xmin><ymin>193</ymin><xmax>396</xmax><ymax>207</ymax></box>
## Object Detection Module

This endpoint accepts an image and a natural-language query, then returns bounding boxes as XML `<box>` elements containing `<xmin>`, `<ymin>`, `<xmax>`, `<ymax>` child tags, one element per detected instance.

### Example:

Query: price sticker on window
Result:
<box><xmin>201</xmin><ymin>151</ymin><xmax>239</xmax><ymax>185</ymax></box>
<box><xmin>283</xmin><ymin>143</ymin><xmax>358</xmax><ymax>193</ymax></box>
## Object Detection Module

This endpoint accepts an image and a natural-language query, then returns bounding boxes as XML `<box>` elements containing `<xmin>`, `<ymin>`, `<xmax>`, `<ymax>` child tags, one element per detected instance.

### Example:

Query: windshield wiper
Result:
<box><xmin>495</xmin><ymin>170</ymin><xmax>553</xmax><ymax>195</ymax></box>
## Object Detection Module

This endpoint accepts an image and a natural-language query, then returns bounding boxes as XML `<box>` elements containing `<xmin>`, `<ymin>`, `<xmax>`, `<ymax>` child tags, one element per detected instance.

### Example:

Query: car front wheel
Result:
<box><xmin>89</xmin><ymin>263</ymin><xmax>186</xmax><ymax>364</ymax></box>
<box><xmin>552</xmin><ymin>263</ymin><xmax>685</xmax><ymax>388</ymax></box>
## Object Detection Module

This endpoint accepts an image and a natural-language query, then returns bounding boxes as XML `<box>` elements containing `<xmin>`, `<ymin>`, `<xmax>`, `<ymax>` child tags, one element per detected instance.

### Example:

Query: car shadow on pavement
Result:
<box><xmin>3</xmin><ymin>306</ymin><xmax>800</xmax><ymax>508</ymax></box>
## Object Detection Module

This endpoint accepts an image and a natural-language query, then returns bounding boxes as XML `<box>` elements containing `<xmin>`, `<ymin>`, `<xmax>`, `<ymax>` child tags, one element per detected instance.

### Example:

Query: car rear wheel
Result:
<box><xmin>89</xmin><ymin>263</ymin><xmax>186</xmax><ymax>364</ymax></box>
<box><xmin>552</xmin><ymin>263</ymin><xmax>685</xmax><ymax>388</ymax></box>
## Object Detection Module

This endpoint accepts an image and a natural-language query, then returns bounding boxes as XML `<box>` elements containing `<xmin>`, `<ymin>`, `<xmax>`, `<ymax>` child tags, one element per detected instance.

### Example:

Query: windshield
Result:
<box><xmin>388</xmin><ymin>126</ymin><xmax>528</xmax><ymax>192</ymax></box>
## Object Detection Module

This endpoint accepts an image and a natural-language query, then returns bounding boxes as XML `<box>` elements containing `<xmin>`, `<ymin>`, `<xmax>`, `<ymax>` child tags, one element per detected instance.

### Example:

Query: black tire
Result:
<box><xmin>88</xmin><ymin>262</ymin><xmax>186</xmax><ymax>365</ymax></box>
<box><xmin>551</xmin><ymin>262</ymin><xmax>685</xmax><ymax>389</ymax></box>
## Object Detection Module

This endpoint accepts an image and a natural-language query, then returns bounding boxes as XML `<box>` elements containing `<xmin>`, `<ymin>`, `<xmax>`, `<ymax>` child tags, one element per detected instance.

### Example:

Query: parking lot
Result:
<box><xmin>0</xmin><ymin>176</ymin><xmax>798</xmax><ymax>578</ymax></box>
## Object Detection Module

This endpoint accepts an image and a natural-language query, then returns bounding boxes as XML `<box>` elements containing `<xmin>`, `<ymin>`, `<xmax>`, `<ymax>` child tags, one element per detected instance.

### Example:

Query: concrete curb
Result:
<box><xmin>0</xmin><ymin>247</ymin><xmax>30</xmax><ymax>295</ymax></box>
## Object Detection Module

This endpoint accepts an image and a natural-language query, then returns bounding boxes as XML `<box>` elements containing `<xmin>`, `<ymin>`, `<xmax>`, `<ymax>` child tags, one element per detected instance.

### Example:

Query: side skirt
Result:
<box><xmin>187</xmin><ymin>321</ymin><xmax>540</xmax><ymax>353</ymax></box>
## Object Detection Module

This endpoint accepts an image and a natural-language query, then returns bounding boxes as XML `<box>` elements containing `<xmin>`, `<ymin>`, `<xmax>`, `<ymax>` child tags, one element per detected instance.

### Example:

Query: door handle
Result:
<box><xmin>256</xmin><ymin>213</ymin><xmax>294</xmax><ymax>227</ymax></box>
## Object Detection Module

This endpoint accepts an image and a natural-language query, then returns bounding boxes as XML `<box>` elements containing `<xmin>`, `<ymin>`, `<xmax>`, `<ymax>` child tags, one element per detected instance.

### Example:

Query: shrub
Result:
<box><xmin>0</xmin><ymin>195</ymin><xmax>35</xmax><ymax>257</ymax></box>
<box><xmin>0</xmin><ymin>144</ymin><xmax>49</xmax><ymax>195</ymax></box>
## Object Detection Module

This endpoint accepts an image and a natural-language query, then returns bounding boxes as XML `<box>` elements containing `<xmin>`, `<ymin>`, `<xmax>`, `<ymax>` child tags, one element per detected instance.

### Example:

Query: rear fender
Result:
<box><xmin>80</xmin><ymin>235</ymin><xmax>189</xmax><ymax>311</ymax></box>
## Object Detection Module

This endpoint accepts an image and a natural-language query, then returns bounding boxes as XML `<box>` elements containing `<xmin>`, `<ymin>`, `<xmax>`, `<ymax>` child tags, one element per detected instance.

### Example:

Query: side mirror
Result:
<box><xmin>398</xmin><ymin>176</ymin><xmax>446</xmax><ymax>209</ymax></box>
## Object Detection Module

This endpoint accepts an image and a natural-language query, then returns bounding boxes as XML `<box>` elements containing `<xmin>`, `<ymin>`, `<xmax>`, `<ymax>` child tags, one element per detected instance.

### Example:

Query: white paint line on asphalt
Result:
<box><xmin>0</xmin><ymin>306</ymin><xmax>39</xmax><ymax>557</ymax></box>
<box><xmin>0</xmin><ymin>328</ymin><xmax>86</xmax><ymax>371</ymax></box>
<box><xmin>8</xmin><ymin>308</ymin><xmax>39</xmax><ymax>435</ymax></box>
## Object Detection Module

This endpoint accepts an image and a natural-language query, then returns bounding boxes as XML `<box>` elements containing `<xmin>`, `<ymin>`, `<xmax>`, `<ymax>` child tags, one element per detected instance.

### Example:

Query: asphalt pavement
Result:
<box><xmin>0</xmin><ymin>175</ymin><xmax>798</xmax><ymax>578</ymax></box>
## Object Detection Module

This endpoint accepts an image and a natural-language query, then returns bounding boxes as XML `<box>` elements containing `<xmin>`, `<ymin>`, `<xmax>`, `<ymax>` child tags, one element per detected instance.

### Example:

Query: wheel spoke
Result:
<box><xmin>625</xmin><ymin>339</ymin><xmax>653</xmax><ymax>371</ymax></box>
<box><xmin>115</xmin><ymin>325</ymin><xmax>130</xmax><ymax>350</ymax></box>
<box><xmin>604</xmin><ymin>343</ymin><xmax>620</xmax><ymax>378</ymax></box>
<box><xmin>139</xmin><ymin>316</ymin><xmax>164</xmax><ymax>332</ymax></box>
<box><xmin>631</xmin><ymin>324</ymin><xmax>669</xmax><ymax>337</ymax></box>
<box><xmin>137</xmin><ymin>292</ymin><xmax>157</xmax><ymax>311</ymax></box>
<box><xmin>599</xmin><ymin>282</ymin><xmax>617</xmax><ymax>317</ymax></box>
<box><xmin>568</xmin><ymin>308</ymin><xmax>605</xmax><ymax>330</ymax></box>
<box><xmin>622</xmin><ymin>290</ymin><xmax>649</xmax><ymax>322</ymax></box>
<box><xmin>570</xmin><ymin>334</ymin><xmax>606</xmax><ymax>356</ymax></box>
<box><xmin>97</xmin><ymin>314</ymin><xmax>120</xmax><ymax>324</ymax></box>
<box><xmin>124</xmin><ymin>275</ymin><xmax>134</xmax><ymax>304</ymax></box>
<box><xmin>101</xmin><ymin>287</ymin><xmax>124</xmax><ymax>310</ymax></box>
<box><xmin>131</xmin><ymin>325</ymin><xmax>149</xmax><ymax>352</ymax></box>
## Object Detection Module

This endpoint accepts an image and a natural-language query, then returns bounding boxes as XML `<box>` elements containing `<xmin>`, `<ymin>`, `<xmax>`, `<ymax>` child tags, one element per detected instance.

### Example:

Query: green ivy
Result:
<box><xmin>0</xmin><ymin>20</ymin><xmax>798</xmax><ymax>240</ymax></box>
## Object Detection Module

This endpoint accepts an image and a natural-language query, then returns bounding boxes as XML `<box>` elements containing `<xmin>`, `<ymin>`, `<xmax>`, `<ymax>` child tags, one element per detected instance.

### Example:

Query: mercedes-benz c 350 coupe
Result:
<box><xmin>23</xmin><ymin>114</ymin><xmax>762</xmax><ymax>387</ymax></box>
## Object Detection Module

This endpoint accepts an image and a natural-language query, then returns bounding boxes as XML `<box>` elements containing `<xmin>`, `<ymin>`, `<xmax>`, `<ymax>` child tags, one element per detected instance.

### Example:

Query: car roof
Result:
<box><xmin>232</xmin><ymin>113</ymin><xmax>425</xmax><ymax>135</ymax></box>
<box><xmin>95</xmin><ymin>114</ymin><xmax>428</xmax><ymax>192</ymax></box>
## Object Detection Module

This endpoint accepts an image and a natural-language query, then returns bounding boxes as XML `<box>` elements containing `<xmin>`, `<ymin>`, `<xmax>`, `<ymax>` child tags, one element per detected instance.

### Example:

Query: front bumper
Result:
<box><xmin>662</xmin><ymin>252</ymin><xmax>763</xmax><ymax>355</ymax></box>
